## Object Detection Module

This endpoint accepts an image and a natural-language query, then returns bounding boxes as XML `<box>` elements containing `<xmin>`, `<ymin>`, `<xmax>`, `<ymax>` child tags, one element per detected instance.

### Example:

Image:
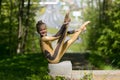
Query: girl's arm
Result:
<box><xmin>42</xmin><ymin>36</ymin><xmax>60</xmax><ymax>41</ymax></box>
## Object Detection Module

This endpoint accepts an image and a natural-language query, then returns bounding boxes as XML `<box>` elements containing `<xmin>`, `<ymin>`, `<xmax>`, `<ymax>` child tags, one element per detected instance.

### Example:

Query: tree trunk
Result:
<box><xmin>17</xmin><ymin>0</ymin><xmax>24</xmax><ymax>54</ymax></box>
<box><xmin>22</xmin><ymin>0</ymin><xmax>30</xmax><ymax>53</ymax></box>
<box><xmin>102</xmin><ymin>0</ymin><xmax>112</xmax><ymax>24</ymax></box>
<box><xmin>9</xmin><ymin>0</ymin><xmax>13</xmax><ymax>54</ymax></box>
<box><xmin>98</xmin><ymin>0</ymin><xmax>102</xmax><ymax>27</ymax></box>
<box><xmin>0</xmin><ymin>0</ymin><xmax>2</xmax><ymax>16</ymax></box>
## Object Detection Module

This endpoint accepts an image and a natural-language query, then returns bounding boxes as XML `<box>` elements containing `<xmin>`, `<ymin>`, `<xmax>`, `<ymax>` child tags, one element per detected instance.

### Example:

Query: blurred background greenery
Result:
<box><xmin>0</xmin><ymin>0</ymin><xmax>120</xmax><ymax>79</ymax></box>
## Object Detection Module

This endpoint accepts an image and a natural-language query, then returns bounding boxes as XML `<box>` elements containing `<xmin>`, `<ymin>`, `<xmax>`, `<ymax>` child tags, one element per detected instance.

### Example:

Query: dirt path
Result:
<box><xmin>61</xmin><ymin>53</ymin><xmax>120</xmax><ymax>80</ymax></box>
<box><xmin>72</xmin><ymin>70</ymin><xmax>120</xmax><ymax>80</ymax></box>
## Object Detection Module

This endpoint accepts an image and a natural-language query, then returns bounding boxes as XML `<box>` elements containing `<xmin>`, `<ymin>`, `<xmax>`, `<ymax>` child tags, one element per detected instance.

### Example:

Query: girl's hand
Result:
<box><xmin>64</xmin><ymin>11</ymin><xmax>71</xmax><ymax>23</ymax></box>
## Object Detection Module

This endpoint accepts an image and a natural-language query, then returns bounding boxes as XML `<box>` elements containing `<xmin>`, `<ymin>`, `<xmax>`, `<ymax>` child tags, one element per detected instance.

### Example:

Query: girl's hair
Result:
<box><xmin>36</xmin><ymin>20</ymin><xmax>45</xmax><ymax>33</ymax></box>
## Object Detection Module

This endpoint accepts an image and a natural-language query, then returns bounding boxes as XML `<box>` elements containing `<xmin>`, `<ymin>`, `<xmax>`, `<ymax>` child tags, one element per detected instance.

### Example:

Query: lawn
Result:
<box><xmin>0</xmin><ymin>53</ymin><xmax>118</xmax><ymax>80</ymax></box>
<box><xmin>0</xmin><ymin>53</ymin><xmax>51</xmax><ymax>80</ymax></box>
<box><xmin>0</xmin><ymin>53</ymin><xmax>95</xmax><ymax>80</ymax></box>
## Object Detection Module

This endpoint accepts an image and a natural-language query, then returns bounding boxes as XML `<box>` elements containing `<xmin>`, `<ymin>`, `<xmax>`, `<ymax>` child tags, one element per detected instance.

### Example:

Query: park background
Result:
<box><xmin>0</xmin><ymin>0</ymin><xmax>120</xmax><ymax>80</ymax></box>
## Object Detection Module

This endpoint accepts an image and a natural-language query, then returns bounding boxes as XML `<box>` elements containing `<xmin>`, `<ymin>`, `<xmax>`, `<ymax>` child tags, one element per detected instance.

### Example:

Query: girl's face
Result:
<box><xmin>39</xmin><ymin>24</ymin><xmax>47</xmax><ymax>37</ymax></box>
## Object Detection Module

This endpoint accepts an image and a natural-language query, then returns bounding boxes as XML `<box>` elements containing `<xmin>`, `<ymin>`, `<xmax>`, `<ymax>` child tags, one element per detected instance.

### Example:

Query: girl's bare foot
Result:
<box><xmin>79</xmin><ymin>21</ymin><xmax>90</xmax><ymax>31</ymax></box>
<box><xmin>64</xmin><ymin>11</ymin><xmax>71</xmax><ymax>23</ymax></box>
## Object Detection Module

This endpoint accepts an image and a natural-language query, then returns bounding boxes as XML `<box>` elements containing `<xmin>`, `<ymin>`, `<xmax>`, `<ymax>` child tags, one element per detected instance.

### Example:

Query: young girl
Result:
<box><xmin>36</xmin><ymin>12</ymin><xmax>90</xmax><ymax>63</ymax></box>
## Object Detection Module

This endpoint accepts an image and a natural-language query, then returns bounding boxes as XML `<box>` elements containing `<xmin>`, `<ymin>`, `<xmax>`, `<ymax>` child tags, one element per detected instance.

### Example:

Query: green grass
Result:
<box><xmin>0</xmin><ymin>53</ymin><xmax>49</xmax><ymax>80</ymax></box>
<box><xmin>0</xmin><ymin>53</ymin><xmax>70</xmax><ymax>80</ymax></box>
<box><xmin>67</xmin><ymin>43</ymin><xmax>81</xmax><ymax>52</ymax></box>
<box><xmin>47</xmin><ymin>28</ymin><xmax>58</xmax><ymax>34</ymax></box>
<box><xmin>0</xmin><ymin>53</ymin><xmax>118</xmax><ymax>80</ymax></box>
<box><xmin>87</xmin><ymin>53</ymin><xmax>119</xmax><ymax>70</ymax></box>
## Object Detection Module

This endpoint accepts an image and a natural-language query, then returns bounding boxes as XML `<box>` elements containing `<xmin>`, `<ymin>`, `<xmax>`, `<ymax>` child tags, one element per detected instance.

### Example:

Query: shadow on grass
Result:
<box><xmin>61</xmin><ymin>53</ymin><xmax>119</xmax><ymax>70</ymax></box>
<box><xmin>61</xmin><ymin>53</ymin><xmax>97</xmax><ymax>70</ymax></box>
<box><xmin>0</xmin><ymin>53</ymin><xmax>49</xmax><ymax>80</ymax></box>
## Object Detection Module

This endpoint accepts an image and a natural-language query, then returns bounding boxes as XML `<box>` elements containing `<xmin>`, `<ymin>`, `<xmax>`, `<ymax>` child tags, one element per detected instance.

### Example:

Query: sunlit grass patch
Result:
<box><xmin>0</xmin><ymin>53</ymin><xmax>48</xmax><ymax>80</ymax></box>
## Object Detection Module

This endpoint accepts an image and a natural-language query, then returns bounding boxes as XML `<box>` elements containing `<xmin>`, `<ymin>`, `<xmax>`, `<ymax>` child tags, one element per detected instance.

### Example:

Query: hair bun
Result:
<box><xmin>38</xmin><ymin>20</ymin><xmax>44</xmax><ymax>24</ymax></box>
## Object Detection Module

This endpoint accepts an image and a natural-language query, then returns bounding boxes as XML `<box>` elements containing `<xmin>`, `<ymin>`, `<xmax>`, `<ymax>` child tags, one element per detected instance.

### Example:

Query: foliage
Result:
<box><xmin>82</xmin><ymin>0</ymin><xmax>100</xmax><ymax>51</ymax></box>
<box><xmin>81</xmin><ymin>73</ymin><xmax>93</xmax><ymax>80</ymax></box>
<box><xmin>0</xmin><ymin>0</ymin><xmax>40</xmax><ymax>54</ymax></box>
<box><xmin>0</xmin><ymin>0</ymin><xmax>18</xmax><ymax>54</ymax></box>
<box><xmin>87</xmin><ymin>53</ymin><xmax>118</xmax><ymax>69</ymax></box>
<box><xmin>0</xmin><ymin>53</ymin><xmax>48</xmax><ymax>80</ymax></box>
<box><xmin>0</xmin><ymin>0</ymin><xmax>120</xmax><ymax>72</ymax></box>
<box><xmin>83</xmin><ymin>0</ymin><xmax>120</xmax><ymax>69</ymax></box>
<box><xmin>0</xmin><ymin>53</ymin><xmax>70</xmax><ymax>80</ymax></box>
<box><xmin>96</xmin><ymin>0</ymin><xmax>120</xmax><ymax>68</ymax></box>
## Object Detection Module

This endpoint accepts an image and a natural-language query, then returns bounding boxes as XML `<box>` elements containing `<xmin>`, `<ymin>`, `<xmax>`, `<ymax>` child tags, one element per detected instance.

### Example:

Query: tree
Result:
<box><xmin>22</xmin><ymin>0</ymin><xmax>30</xmax><ymax>53</ymax></box>
<box><xmin>17</xmin><ymin>0</ymin><xmax>24</xmax><ymax>54</ymax></box>
<box><xmin>97</xmin><ymin>0</ymin><xmax>120</xmax><ymax>67</ymax></box>
<box><xmin>82</xmin><ymin>0</ymin><xmax>100</xmax><ymax>51</ymax></box>
<box><xmin>0</xmin><ymin>0</ymin><xmax>39</xmax><ymax>55</ymax></box>
<box><xmin>83</xmin><ymin>0</ymin><xmax>120</xmax><ymax>68</ymax></box>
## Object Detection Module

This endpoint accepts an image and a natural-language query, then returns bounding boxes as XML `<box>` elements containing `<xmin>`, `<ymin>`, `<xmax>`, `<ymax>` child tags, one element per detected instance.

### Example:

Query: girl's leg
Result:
<box><xmin>46</xmin><ymin>21</ymin><xmax>69</xmax><ymax>60</ymax></box>
<box><xmin>44</xmin><ymin>12</ymin><xmax>71</xmax><ymax>63</ymax></box>
<box><xmin>53</xmin><ymin>12</ymin><xmax>70</xmax><ymax>37</ymax></box>
<box><xmin>47</xmin><ymin>24</ymin><xmax>68</xmax><ymax>63</ymax></box>
<box><xmin>58</xmin><ymin>21</ymin><xmax>90</xmax><ymax>58</ymax></box>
